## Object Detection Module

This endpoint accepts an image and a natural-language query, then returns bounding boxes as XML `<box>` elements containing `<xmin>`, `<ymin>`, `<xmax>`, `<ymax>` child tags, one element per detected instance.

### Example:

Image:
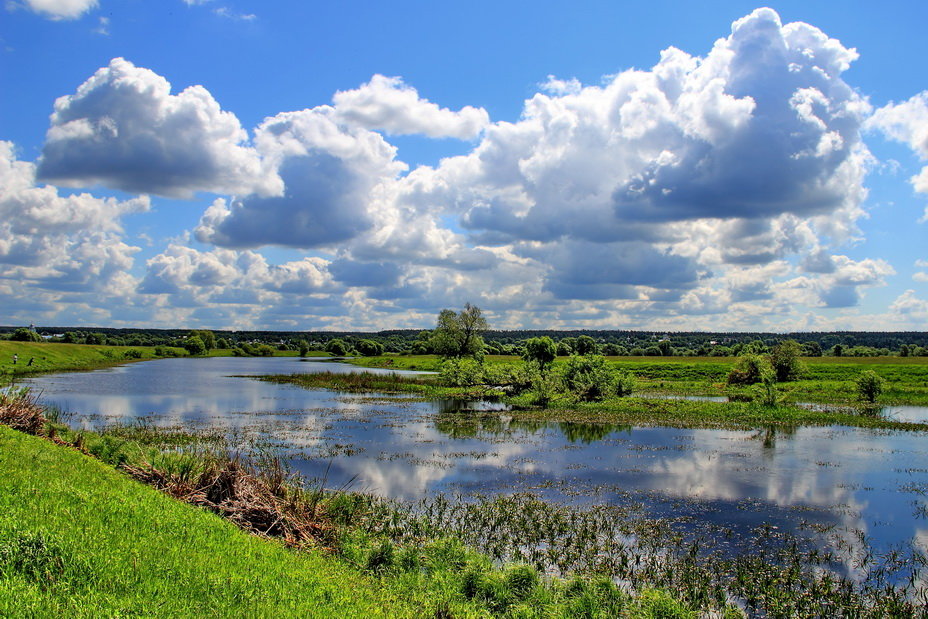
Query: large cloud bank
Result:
<box><xmin>7</xmin><ymin>8</ymin><xmax>927</xmax><ymax>329</ymax></box>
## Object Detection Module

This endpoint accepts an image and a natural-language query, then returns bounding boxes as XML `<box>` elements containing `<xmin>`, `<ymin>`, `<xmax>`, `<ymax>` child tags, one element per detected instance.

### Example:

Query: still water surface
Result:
<box><xmin>25</xmin><ymin>357</ymin><xmax>928</xmax><ymax>570</ymax></box>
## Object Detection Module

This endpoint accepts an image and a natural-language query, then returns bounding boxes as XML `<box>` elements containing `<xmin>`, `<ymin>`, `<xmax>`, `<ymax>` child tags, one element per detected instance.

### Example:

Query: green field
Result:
<box><xmin>0</xmin><ymin>341</ymin><xmax>331</xmax><ymax>381</ymax></box>
<box><xmin>0</xmin><ymin>341</ymin><xmax>168</xmax><ymax>378</ymax></box>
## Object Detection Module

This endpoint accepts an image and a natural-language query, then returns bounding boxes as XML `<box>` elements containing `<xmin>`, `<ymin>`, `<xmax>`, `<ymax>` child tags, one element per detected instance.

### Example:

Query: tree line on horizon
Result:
<box><xmin>2</xmin><ymin>323</ymin><xmax>928</xmax><ymax>358</ymax></box>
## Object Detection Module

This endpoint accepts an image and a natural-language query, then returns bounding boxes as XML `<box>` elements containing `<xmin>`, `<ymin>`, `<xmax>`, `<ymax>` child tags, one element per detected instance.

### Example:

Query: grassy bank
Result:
<box><xmin>0</xmin><ymin>341</ymin><xmax>332</xmax><ymax>380</ymax></box>
<box><xmin>347</xmin><ymin>354</ymin><xmax>928</xmax><ymax>406</ymax></box>
<box><xmin>0</xmin><ymin>425</ymin><xmax>422</xmax><ymax>617</ymax></box>
<box><xmin>0</xmin><ymin>341</ymin><xmax>171</xmax><ymax>379</ymax></box>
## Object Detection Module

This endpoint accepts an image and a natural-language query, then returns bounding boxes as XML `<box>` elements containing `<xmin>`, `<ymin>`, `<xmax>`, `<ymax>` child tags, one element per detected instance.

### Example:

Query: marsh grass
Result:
<box><xmin>329</xmin><ymin>492</ymin><xmax>927</xmax><ymax>617</ymax></box>
<box><xmin>264</xmin><ymin>371</ymin><xmax>439</xmax><ymax>395</ymax></box>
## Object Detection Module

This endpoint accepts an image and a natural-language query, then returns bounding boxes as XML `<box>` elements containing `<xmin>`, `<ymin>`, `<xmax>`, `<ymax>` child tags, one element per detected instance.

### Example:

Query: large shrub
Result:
<box><xmin>561</xmin><ymin>355</ymin><xmax>632</xmax><ymax>401</ymax></box>
<box><xmin>522</xmin><ymin>337</ymin><xmax>557</xmax><ymax>370</ymax></box>
<box><xmin>856</xmin><ymin>370</ymin><xmax>885</xmax><ymax>403</ymax></box>
<box><xmin>726</xmin><ymin>354</ymin><xmax>771</xmax><ymax>385</ymax></box>
<box><xmin>439</xmin><ymin>358</ymin><xmax>485</xmax><ymax>387</ymax></box>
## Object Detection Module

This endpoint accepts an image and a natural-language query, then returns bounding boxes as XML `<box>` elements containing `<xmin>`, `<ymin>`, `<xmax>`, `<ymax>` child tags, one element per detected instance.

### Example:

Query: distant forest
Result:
<box><xmin>3</xmin><ymin>325</ymin><xmax>928</xmax><ymax>357</ymax></box>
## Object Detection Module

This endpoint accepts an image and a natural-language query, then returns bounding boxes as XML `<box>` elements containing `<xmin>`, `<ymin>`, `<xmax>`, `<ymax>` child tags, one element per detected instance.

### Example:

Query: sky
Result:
<box><xmin>1</xmin><ymin>1</ymin><xmax>927</xmax><ymax>332</ymax></box>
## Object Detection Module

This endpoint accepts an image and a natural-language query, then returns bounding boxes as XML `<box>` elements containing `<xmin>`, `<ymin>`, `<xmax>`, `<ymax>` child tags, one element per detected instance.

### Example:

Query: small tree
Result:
<box><xmin>298</xmin><ymin>340</ymin><xmax>310</xmax><ymax>357</ymax></box>
<box><xmin>325</xmin><ymin>339</ymin><xmax>349</xmax><ymax>357</ymax></box>
<box><xmin>522</xmin><ymin>337</ymin><xmax>557</xmax><ymax>371</ymax></box>
<box><xmin>183</xmin><ymin>335</ymin><xmax>206</xmax><ymax>356</ymax></box>
<box><xmin>357</xmin><ymin>339</ymin><xmax>385</xmax><ymax>357</ymax></box>
<box><xmin>726</xmin><ymin>354</ymin><xmax>771</xmax><ymax>385</ymax></box>
<box><xmin>856</xmin><ymin>370</ymin><xmax>885</xmax><ymax>403</ymax></box>
<box><xmin>574</xmin><ymin>335</ymin><xmax>598</xmax><ymax>355</ymax></box>
<box><xmin>770</xmin><ymin>339</ymin><xmax>804</xmax><ymax>382</ymax></box>
<box><xmin>429</xmin><ymin>303</ymin><xmax>488</xmax><ymax>358</ymax></box>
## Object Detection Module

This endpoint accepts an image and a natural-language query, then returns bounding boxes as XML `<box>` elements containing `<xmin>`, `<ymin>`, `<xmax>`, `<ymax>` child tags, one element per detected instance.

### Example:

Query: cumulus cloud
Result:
<box><xmin>20</xmin><ymin>0</ymin><xmax>97</xmax><ymax>20</ymax></box>
<box><xmin>195</xmin><ymin>107</ymin><xmax>405</xmax><ymax>248</ymax></box>
<box><xmin>380</xmin><ymin>8</ymin><xmax>872</xmax><ymax>303</ymax></box>
<box><xmin>37</xmin><ymin>58</ymin><xmax>274</xmax><ymax>199</ymax></box>
<box><xmin>332</xmin><ymin>75</ymin><xmax>489</xmax><ymax>139</ymax></box>
<box><xmin>869</xmin><ymin>91</ymin><xmax>928</xmax><ymax>216</ymax></box>
<box><xmin>890</xmin><ymin>290</ymin><xmax>928</xmax><ymax>320</ymax></box>
<box><xmin>0</xmin><ymin>141</ymin><xmax>148</xmax><ymax>294</ymax></box>
<box><xmin>140</xmin><ymin>243</ymin><xmax>337</xmax><ymax>306</ymax></box>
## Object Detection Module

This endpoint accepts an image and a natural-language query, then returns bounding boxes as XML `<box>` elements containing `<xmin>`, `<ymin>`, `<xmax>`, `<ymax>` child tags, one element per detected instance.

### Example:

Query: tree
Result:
<box><xmin>325</xmin><ymin>339</ymin><xmax>349</xmax><ymax>357</ymax></box>
<box><xmin>298</xmin><ymin>340</ymin><xmax>310</xmax><ymax>357</ymax></box>
<box><xmin>11</xmin><ymin>328</ymin><xmax>41</xmax><ymax>343</ymax></box>
<box><xmin>429</xmin><ymin>303</ymin><xmax>488</xmax><ymax>358</ymax></box>
<box><xmin>574</xmin><ymin>335</ymin><xmax>598</xmax><ymax>355</ymax></box>
<box><xmin>356</xmin><ymin>339</ymin><xmax>385</xmax><ymax>357</ymax></box>
<box><xmin>657</xmin><ymin>340</ymin><xmax>673</xmax><ymax>356</ymax></box>
<box><xmin>726</xmin><ymin>354</ymin><xmax>771</xmax><ymax>385</ymax></box>
<box><xmin>802</xmin><ymin>341</ymin><xmax>823</xmax><ymax>357</ymax></box>
<box><xmin>183</xmin><ymin>335</ymin><xmax>206</xmax><ymax>356</ymax></box>
<box><xmin>190</xmin><ymin>330</ymin><xmax>216</xmax><ymax>352</ymax></box>
<box><xmin>770</xmin><ymin>339</ymin><xmax>803</xmax><ymax>382</ymax></box>
<box><xmin>522</xmin><ymin>337</ymin><xmax>557</xmax><ymax>371</ymax></box>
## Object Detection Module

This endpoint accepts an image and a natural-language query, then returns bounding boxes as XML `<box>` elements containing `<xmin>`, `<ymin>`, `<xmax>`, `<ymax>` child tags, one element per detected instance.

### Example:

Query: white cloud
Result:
<box><xmin>21</xmin><ymin>0</ymin><xmax>97</xmax><ymax>20</ymax></box>
<box><xmin>890</xmin><ymin>290</ymin><xmax>928</xmax><ymax>319</ymax></box>
<box><xmin>332</xmin><ymin>75</ymin><xmax>489</xmax><ymax>139</ymax></box>
<box><xmin>140</xmin><ymin>243</ymin><xmax>338</xmax><ymax>313</ymax></box>
<box><xmin>0</xmin><ymin>141</ymin><xmax>148</xmax><ymax>294</ymax></box>
<box><xmin>869</xmin><ymin>92</ymin><xmax>928</xmax><ymax>213</ymax></box>
<box><xmin>195</xmin><ymin>107</ymin><xmax>405</xmax><ymax>248</ymax></box>
<box><xmin>37</xmin><ymin>58</ymin><xmax>275</xmax><ymax>199</ymax></box>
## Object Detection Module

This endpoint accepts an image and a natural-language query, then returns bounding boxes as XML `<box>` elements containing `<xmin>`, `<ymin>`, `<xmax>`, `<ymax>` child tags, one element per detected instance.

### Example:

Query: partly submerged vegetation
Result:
<box><xmin>268</xmin><ymin>353</ymin><xmax>928</xmax><ymax>431</ymax></box>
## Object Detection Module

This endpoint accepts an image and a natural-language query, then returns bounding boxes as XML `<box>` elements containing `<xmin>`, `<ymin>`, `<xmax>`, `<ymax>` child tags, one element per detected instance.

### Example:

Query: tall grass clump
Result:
<box><xmin>0</xmin><ymin>386</ymin><xmax>46</xmax><ymax>435</ymax></box>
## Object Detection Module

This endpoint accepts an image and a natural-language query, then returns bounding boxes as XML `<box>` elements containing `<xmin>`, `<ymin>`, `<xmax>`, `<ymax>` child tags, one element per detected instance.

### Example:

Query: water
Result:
<box><xmin>24</xmin><ymin>357</ymin><xmax>928</xmax><ymax>577</ymax></box>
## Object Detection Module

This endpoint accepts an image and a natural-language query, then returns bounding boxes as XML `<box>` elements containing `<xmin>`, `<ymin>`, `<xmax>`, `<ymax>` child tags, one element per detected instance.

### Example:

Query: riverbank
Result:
<box><xmin>0</xmin><ymin>396</ymin><xmax>702</xmax><ymax>618</ymax></box>
<box><xmin>3</xmin><ymin>389</ymin><xmax>922</xmax><ymax>616</ymax></box>
<box><xmin>0</xmin><ymin>341</ymin><xmax>331</xmax><ymax>381</ymax></box>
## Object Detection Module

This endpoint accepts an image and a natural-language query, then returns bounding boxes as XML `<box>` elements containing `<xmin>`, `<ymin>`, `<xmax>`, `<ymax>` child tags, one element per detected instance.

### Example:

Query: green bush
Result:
<box><xmin>438</xmin><ymin>358</ymin><xmax>485</xmax><ymax>387</ymax></box>
<box><xmin>856</xmin><ymin>370</ymin><xmax>885</xmax><ymax>403</ymax></box>
<box><xmin>726</xmin><ymin>354</ymin><xmax>771</xmax><ymax>385</ymax></box>
<box><xmin>770</xmin><ymin>339</ymin><xmax>804</xmax><ymax>382</ymax></box>
<box><xmin>561</xmin><ymin>355</ymin><xmax>613</xmax><ymax>401</ymax></box>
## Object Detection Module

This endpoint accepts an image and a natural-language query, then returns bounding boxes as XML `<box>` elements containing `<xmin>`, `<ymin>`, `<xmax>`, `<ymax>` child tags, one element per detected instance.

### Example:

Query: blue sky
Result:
<box><xmin>1</xmin><ymin>1</ymin><xmax>927</xmax><ymax>331</ymax></box>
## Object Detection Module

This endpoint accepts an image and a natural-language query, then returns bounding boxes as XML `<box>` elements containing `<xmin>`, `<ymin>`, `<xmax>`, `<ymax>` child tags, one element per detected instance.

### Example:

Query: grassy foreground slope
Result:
<box><xmin>0</xmin><ymin>426</ymin><xmax>417</xmax><ymax>618</ymax></box>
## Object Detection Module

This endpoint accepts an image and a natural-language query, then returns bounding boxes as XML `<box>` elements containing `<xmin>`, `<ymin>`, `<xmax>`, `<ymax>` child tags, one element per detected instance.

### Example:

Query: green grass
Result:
<box><xmin>0</xmin><ymin>425</ymin><xmax>425</xmax><ymax>617</ymax></box>
<box><xmin>0</xmin><ymin>420</ymin><xmax>706</xmax><ymax>618</ymax></box>
<box><xmin>0</xmin><ymin>341</ymin><xmax>331</xmax><ymax>380</ymax></box>
<box><xmin>0</xmin><ymin>341</ymin><xmax>170</xmax><ymax>379</ymax></box>
<box><xmin>347</xmin><ymin>354</ymin><xmax>928</xmax><ymax>406</ymax></box>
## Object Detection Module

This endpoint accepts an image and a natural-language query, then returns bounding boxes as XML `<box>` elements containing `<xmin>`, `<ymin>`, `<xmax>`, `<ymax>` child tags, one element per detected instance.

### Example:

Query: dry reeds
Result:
<box><xmin>123</xmin><ymin>455</ymin><xmax>336</xmax><ymax>550</ymax></box>
<box><xmin>0</xmin><ymin>386</ymin><xmax>47</xmax><ymax>435</ymax></box>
